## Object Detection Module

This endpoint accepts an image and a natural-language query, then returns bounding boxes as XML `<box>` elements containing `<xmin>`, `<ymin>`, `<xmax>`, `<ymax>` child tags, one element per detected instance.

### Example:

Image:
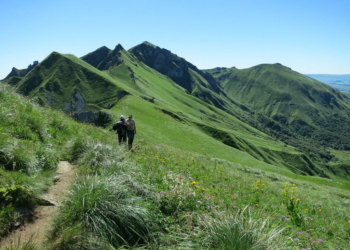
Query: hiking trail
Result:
<box><xmin>0</xmin><ymin>161</ymin><xmax>75</xmax><ymax>248</ymax></box>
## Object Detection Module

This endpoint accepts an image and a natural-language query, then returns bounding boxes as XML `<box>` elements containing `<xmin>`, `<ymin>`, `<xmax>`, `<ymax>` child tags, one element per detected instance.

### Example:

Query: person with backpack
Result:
<box><xmin>125</xmin><ymin>115</ymin><xmax>136</xmax><ymax>150</ymax></box>
<box><xmin>113</xmin><ymin>115</ymin><xmax>127</xmax><ymax>144</ymax></box>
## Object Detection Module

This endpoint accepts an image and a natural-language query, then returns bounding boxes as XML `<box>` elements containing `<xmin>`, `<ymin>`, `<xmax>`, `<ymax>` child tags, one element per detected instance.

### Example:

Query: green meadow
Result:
<box><xmin>1</xmin><ymin>82</ymin><xmax>350</xmax><ymax>249</ymax></box>
<box><xmin>1</xmin><ymin>42</ymin><xmax>350</xmax><ymax>249</ymax></box>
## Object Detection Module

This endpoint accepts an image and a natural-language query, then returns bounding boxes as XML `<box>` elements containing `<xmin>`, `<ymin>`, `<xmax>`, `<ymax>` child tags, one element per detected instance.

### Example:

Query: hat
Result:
<box><xmin>120</xmin><ymin>115</ymin><xmax>125</xmax><ymax>119</ymax></box>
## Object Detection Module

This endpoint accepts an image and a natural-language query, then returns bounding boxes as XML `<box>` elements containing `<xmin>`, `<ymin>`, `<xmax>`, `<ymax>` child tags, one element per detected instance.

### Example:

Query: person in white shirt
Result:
<box><xmin>125</xmin><ymin>115</ymin><xmax>136</xmax><ymax>150</ymax></box>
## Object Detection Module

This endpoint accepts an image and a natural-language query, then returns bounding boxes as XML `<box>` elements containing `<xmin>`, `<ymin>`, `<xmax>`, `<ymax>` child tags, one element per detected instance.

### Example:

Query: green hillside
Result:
<box><xmin>3</xmin><ymin>42</ymin><xmax>350</xmax><ymax>181</ymax></box>
<box><xmin>125</xmin><ymin>44</ymin><xmax>350</xmax><ymax>169</ymax></box>
<box><xmin>1</xmin><ymin>79</ymin><xmax>350</xmax><ymax>249</ymax></box>
<box><xmin>82</xmin><ymin>43</ymin><xmax>338</xmax><ymax>177</ymax></box>
<box><xmin>2</xmin><ymin>43</ymin><xmax>350</xmax><ymax>248</ymax></box>
<box><xmin>3</xmin><ymin>52</ymin><xmax>127</xmax><ymax>125</ymax></box>
<box><xmin>204</xmin><ymin>64</ymin><xmax>350</xmax><ymax>151</ymax></box>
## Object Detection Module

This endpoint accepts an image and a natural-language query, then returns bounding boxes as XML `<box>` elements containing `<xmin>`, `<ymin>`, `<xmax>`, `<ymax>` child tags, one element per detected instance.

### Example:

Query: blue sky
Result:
<box><xmin>1</xmin><ymin>0</ymin><xmax>349</xmax><ymax>79</ymax></box>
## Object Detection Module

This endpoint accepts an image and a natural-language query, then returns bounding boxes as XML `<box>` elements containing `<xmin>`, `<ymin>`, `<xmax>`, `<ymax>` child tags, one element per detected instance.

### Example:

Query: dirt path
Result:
<box><xmin>0</xmin><ymin>161</ymin><xmax>75</xmax><ymax>248</ymax></box>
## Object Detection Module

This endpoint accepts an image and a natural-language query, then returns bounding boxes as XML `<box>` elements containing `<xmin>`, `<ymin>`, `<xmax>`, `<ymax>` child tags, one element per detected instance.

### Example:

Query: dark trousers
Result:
<box><xmin>126</xmin><ymin>130</ymin><xmax>135</xmax><ymax>149</ymax></box>
<box><xmin>117</xmin><ymin>130</ymin><xmax>126</xmax><ymax>144</ymax></box>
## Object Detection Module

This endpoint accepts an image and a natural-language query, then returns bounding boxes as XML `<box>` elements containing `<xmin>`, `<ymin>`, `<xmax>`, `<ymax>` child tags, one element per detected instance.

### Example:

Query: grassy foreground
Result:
<box><xmin>1</xmin><ymin>84</ymin><xmax>350</xmax><ymax>249</ymax></box>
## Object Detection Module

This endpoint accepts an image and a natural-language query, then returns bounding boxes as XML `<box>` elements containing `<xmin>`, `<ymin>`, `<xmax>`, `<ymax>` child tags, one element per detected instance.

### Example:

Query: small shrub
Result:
<box><xmin>36</xmin><ymin>144</ymin><xmax>59</xmax><ymax>170</ymax></box>
<box><xmin>0</xmin><ymin>205</ymin><xmax>16</xmax><ymax>237</ymax></box>
<box><xmin>0</xmin><ymin>184</ymin><xmax>37</xmax><ymax>208</ymax></box>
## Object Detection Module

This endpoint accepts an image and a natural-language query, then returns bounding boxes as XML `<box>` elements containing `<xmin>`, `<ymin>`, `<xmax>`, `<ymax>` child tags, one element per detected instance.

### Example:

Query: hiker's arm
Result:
<box><xmin>134</xmin><ymin>124</ymin><xmax>137</xmax><ymax>135</ymax></box>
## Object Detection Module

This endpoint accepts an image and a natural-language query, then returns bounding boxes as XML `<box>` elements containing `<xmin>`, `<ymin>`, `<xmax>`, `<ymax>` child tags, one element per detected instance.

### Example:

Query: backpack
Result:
<box><xmin>113</xmin><ymin>121</ymin><xmax>126</xmax><ymax>131</ymax></box>
<box><xmin>112</xmin><ymin>122</ymin><xmax>120</xmax><ymax>131</ymax></box>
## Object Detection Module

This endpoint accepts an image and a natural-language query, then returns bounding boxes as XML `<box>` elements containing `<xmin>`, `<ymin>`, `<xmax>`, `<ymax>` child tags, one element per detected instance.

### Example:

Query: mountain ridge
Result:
<box><xmin>2</xmin><ymin>61</ymin><xmax>39</xmax><ymax>80</ymax></box>
<box><xmin>2</xmin><ymin>41</ymin><xmax>350</xmax><ymax>180</ymax></box>
<box><xmin>204</xmin><ymin>63</ymin><xmax>350</xmax><ymax>150</ymax></box>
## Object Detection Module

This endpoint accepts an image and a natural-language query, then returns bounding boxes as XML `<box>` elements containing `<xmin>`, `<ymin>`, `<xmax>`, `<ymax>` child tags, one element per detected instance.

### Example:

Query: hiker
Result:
<box><xmin>114</xmin><ymin>115</ymin><xmax>127</xmax><ymax>144</ymax></box>
<box><xmin>125</xmin><ymin>115</ymin><xmax>136</xmax><ymax>150</ymax></box>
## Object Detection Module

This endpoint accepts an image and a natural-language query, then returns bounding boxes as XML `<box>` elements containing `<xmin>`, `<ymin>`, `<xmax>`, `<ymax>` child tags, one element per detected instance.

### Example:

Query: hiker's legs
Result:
<box><xmin>128</xmin><ymin>136</ymin><xmax>134</xmax><ymax>149</ymax></box>
<box><xmin>127</xmin><ymin>130</ymin><xmax>134</xmax><ymax>149</ymax></box>
<box><xmin>117</xmin><ymin>131</ymin><xmax>122</xmax><ymax>144</ymax></box>
<box><xmin>122</xmin><ymin>132</ymin><xmax>127</xmax><ymax>144</ymax></box>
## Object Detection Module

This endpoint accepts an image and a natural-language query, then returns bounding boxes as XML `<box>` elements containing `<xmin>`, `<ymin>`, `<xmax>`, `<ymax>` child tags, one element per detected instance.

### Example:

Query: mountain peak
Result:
<box><xmin>141</xmin><ymin>41</ymin><xmax>157</xmax><ymax>48</ymax></box>
<box><xmin>250</xmin><ymin>63</ymin><xmax>292</xmax><ymax>72</ymax></box>
<box><xmin>273</xmin><ymin>63</ymin><xmax>291</xmax><ymax>70</ymax></box>
<box><xmin>114</xmin><ymin>44</ymin><xmax>125</xmax><ymax>51</ymax></box>
<box><xmin>81</xmin><ymin>46</ymin><xmax>113</xmax><ymax>70</ymax></box>
<box><xmin>96</xmin><ymin>46</ymin><xmax>110</xmax><ymax>51</ymax></box>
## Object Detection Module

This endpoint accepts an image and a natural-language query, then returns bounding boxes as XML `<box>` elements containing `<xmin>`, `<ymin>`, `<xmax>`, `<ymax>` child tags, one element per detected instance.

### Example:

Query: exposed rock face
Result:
<box><xmin>63</xmin><ymin>103</ymin><xmax>73</xmax><ymax>113</ymax></box>
<box><xmin>73</xmin><ymin>90</ymin><xmax>85</xmax><ymax>114</ymax></box>
<box><xmin>27</xmin><ymin>61</ymin><xmax>39</xmax><ymax>72</ymax></box>
<box><xmin>46</xmin><ymin>93</ymin><xmax>53</xmax><ymax>107</ymax></box>
<box><xmin>81</xmin><ymin>44</ymin><xmax>125</xmax><ymax>70</ymax></box>
<box><xmin>73</xmin><ymin>111</ymin><xmax>99</xmax><ymax>123</ymax></box>
<box><xmin>63</xmin><ymin>90</ymin><xmax>85</xmax><ymax>114</ymax></box>
<box><xmin>62</xmin><ymin>89</ymin><xmax>111</xmax><ymax>125</ymax></box>
<box><xmin>129</xmin><ymin>42</ymin><xmax>219</xmax><ymax>93</ymax></box>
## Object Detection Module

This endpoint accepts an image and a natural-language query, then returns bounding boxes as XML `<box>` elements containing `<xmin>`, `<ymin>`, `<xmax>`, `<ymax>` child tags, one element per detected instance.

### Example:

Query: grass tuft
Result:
<box><xmin>201</xmin><ymin>207</ymin><xmax>286</xmax><ymax>250</ymax></box>
<box><xmin>50</xmin><ymin>174</ymin><xmax>153</xmax><ymax>248</ymax></box>
<box><xmin>2</xmin><ymin>236</ymin><xmax>40</xmax><ymax>250</ymax></box>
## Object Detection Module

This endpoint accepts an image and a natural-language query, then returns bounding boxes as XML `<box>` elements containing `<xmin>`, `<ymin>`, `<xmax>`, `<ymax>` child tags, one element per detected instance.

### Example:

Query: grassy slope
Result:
<box><xmin>6</xmin><ymin>52</ymin><xmax>123</xmax><ymax>111</ymax></box>
<box><xmin>1</xmin><ymin>75</ymin><xmax>350</xmax><ymax>249</ymax></box>
<box><xmin>3</xmin><ymin>47</ymin><xmax>348</xmax><ymax>180</ymax></box>
<box><xmin>125</xmin><ymin>44</ymin><xmax>350</xmax><ymax>178</ymax></box>
<box><xmin>209</xmin><ymin>64</ymin><xmax>350</xmax><ymax>122</ymax></box>
<box><xmin>5</xmin><ymin>49</ymin><xmax>293</xmax><ymax>175</ymax></box>
<box><xmin>204</xmin><ymin>65</ymin><xmax>350</xmax><ymax>155</ymax></box>
<box><xmin>104</xmin><ymin>50</ymin><xmax>346</xmax><ymax>179</ymax></box>
<box><xmin>0</xmin><ymin>83</ymin><xmax>98</xmax><ymax>237</ymax></box>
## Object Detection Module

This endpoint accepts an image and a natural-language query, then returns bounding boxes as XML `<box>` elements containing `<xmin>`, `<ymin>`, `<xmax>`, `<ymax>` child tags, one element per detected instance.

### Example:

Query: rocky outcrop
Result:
<box><xmin>129</xmin><ymin>42</ymin><xmax>220</xmax><ymax>93</ymax></box>
<box><xmin>46</xmin><ymin>93</ymin><xmax>53</xmax><ymax>107</ymax></box>
<box><xmin>63</xmin><ymin>90</ymin><xmax>85</xmax><ymax>114</ymax></box>
<box><xmin>27</xmin><ymin>61</ymin><xmax>39</xmax><ymax>72</ymax></box>
<box><xmin>62</xmin><ymin>89</ymin><xmax>112</xmax><ymax>125</ymax></box>
<box><xmin>73</xmin><ymin>111</ymin><xmax>99</xmax><ymax>123</ymax></box>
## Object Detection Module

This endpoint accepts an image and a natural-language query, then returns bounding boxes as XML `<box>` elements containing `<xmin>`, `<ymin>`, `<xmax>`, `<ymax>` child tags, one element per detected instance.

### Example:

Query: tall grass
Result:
<box><xmin>48</xmin><ymin>224</ymin><xmax>115</xmax><ymax>250</ymax></box>
<box><xmin>2</xmin><ymin>237</ymin><xmax>40</xmax><ymax>250</ymax></box>
<box><xmin>201</xmin><ymin>207</ymin><xmax>286</xmax><ymax>250</ymax></box>
<box><xmin>132</xmin><ymin>142</ymin><xmax>350</xmax><ymax>249</ymax></box>
<box><xmin>76</xmin><ymin>140</ymin><xmax>125</xmax><ymax>171</ymax></box>
<box><xmin>49</xmin><ymin>174</ymin><xmax>153</xmax><ymax>248</ymax></box>
<box><xmin>2</xmin><ymin>83</ymin><xmax>350</xmax><ymax>249</ymax></box>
